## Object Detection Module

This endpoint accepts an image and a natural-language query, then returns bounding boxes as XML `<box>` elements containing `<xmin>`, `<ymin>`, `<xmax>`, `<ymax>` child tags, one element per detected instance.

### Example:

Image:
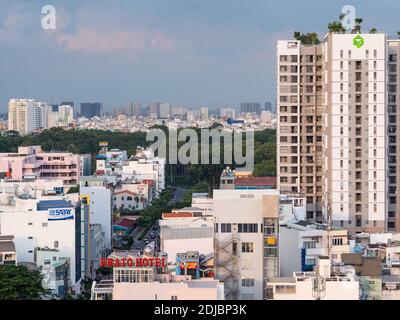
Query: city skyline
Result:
<box><xmin>1</xmin><ymin>0</ymin><xmax>400</xmax><ymax>112</ymax></box>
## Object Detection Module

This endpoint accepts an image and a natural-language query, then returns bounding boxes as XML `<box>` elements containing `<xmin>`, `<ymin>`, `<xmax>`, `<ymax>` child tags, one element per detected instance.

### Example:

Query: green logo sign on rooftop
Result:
<box><xmin>353</xmin><ymin>35</ymin><xmax>364</xmax><ymax>48</ymax></box>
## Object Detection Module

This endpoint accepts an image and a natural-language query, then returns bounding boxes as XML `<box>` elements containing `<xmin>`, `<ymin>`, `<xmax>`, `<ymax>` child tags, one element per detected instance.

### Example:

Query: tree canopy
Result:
<box><xmin>294</xmin><ymin>31</ymin><xmax>320</xmax><ymax>45</ymax></box>
<box><xmin>0</xmin><ymin>265</ymin><xmax>49</xmax><ymax>300</ymax></box>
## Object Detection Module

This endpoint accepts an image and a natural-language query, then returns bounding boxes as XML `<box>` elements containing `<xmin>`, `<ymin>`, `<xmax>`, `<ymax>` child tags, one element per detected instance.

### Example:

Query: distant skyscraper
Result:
<box><xmin>264</xmin><ymin>102</ymin><xmax>274</xmax><ymax>113</ymax></box>
<box><xmin>200</xmin><ymin>107</ymin><xmax>209</xmax><ymax>120</ymax></box>
<box><xmin>149</xmin><ymin>102</ymin><xmax>161</xmax><ymax>118</ymax></box>
<box><xmin>8</xmin><ymin>99</ymin><xmax>48</xmax><ymax>134</ymax></box>
<box><xmin>127</xmin><ymin>102</ymin><xmax>141</xmax><ymax>118</ymax></box>
<box><xmin>240</xmin><ymin>102</ymin><xmax>261</xmax><ymax>114</ymax></box>
<box><xmin>80</xmin><ymin>103</ymin><xmax>103</xmax><ymax>119</ymax></box>
<box><xmin>159</xmin><ymin>103</ymin><xmax>171</xmax><ymax>119</ymax></box>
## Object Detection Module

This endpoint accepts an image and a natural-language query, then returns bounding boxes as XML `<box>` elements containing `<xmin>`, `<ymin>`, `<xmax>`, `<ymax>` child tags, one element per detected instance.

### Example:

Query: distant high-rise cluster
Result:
<box><xmin>240</xmin><ymin>102</ymin><xmax>261</xmax><ymax>114</ymax></box>
<box><xmin>8</xmin><ymin>99</ymin><xmax>49</xmax><ymax>134</ymax></box>
<box><xmin>7</xmin><ymin>99</ymin><xmax>75</xmax><ymax>134</ymax></box>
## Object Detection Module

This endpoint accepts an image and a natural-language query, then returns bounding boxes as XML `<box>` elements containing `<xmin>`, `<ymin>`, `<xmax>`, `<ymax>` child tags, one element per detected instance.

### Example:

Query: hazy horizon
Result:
<box><xmin>1</xmin><ymin>0</ymin><xmax>400</xmax><ymax>112</ymax></box>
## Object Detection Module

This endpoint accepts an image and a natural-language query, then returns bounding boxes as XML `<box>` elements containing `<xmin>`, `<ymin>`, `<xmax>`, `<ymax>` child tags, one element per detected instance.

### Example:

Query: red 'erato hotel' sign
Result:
<box><xmin>100</xmin><ymin>257</ymin><xmax>167</xmax><ymax>268</ymax></box>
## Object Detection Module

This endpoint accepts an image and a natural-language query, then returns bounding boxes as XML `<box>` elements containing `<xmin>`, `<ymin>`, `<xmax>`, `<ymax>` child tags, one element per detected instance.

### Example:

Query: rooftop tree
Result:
<box><xmin>293</xmin><ymin>31</ymin><xmax>320</xmax><ymax>45</ymax></box>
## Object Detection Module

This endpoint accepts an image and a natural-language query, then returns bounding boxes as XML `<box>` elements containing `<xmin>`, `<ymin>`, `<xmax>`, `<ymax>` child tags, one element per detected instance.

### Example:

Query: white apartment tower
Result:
<box><xmin>323</xmin><ymin>33</ymin><xmax>386</xmax><ymax>233</ymax></box>
<box><xmin>278</xmin><ymin>32</ymin><xmax>389</xmax><ymax>234</ymax></box>
<box><xmin>8</xmin><ymin>99</ymin><xmax>49</xmax><ymax>134</ymax></box>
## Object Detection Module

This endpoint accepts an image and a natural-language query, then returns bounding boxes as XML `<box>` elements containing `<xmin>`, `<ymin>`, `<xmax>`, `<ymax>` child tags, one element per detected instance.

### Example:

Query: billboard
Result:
<box><xmin>48</xmin><ymin>207</ymin><xmax>74</xmax><ymax>221</ymax></box>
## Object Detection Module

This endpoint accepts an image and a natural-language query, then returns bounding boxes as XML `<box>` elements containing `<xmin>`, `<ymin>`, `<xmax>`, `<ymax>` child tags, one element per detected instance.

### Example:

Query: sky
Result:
<box><xmin>0</xmin><ymin>0</ymin><xmax>399</xmax><ymax>112</ymax></box>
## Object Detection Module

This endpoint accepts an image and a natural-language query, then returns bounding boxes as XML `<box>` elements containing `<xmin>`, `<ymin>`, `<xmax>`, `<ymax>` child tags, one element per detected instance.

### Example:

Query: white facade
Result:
<box><xmin>0</xmin><ymin>179</ymin><xmax>65</xmax><ymax>205</ymax></box>
<box><xmin>268</xmin><ymin>272</ymin><xmax>359</xmax><ymax>300</ymax></box>
<box><xmin>92</xmin><ymin>272</ymin><xmax>224</xmax><ymax>300</ymax></box>
<box><xmin>159</xmin><ymin>103</ymin><xmax>172</xmax><ymax>119</ymax></box>
<box><xmin>323</xmin><ymin>33</ymin><xmax>387</xmax><ymax>229</ymax></box>
<box><xmin>122</xmin><ymin>149</ymin><xmax>165</xmax><ymax>193</ymax></box>
<box><xmin>211</xmin><ymin>189</ymin><xmax>280</xmax><ymax>300</ymax></box>
<box><xmin>0</xmin><ymin>198</ymin><xmax>77</xmax><ymax>283</ymax></box>
<box><xmin>8</xmin><ymin>99</ymin><xmax>49</xmax><ymax>134</ymax></box>
<box><xmin>80</xmin><ymin>179</ymin><xmax>112</xmax><ymax>251</ymax></box>
<box><xmin>160</xmin><ymin>215</ymin><xmax>215</xmax><ymax>264</ymax></box>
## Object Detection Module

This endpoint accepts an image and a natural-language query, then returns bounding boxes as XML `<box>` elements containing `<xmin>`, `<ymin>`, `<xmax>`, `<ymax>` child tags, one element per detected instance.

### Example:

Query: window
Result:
<box><xmin>42</xmin><ymin>223</ymin><xmax>48</xmax><ymax>227</ymax></box>
<box><xmin>214</xmin><ymin>223</ymin><xmax>218</xmax><ymax>233</ymax></box>
<box><xmin>221</xmin><ymin>223</ymin><xmax>232</xmax><ymax>233</ymax></box>
<box><xmin>305</xmin><ymin>258</ymin><xmax>316</xmax><ymax>266</ymax></box>
<box><xmin>303</xmin><ymin>241</ymin><xmax>316</xmax><ymax>249</ymax></box>
<box><xmin>171</xmin><ymin>296</ymin><xmax>178</xmax><ymax>300</ymax></box>
<box><xmin>241</xmin><ymin>278</ymin><xmax>255</xmax><ymax>287</ymax></box>
<box><xmin>332</xmin><ymin>238</ymin><xmax>343</xmax><ymax>246</ymax></box>
<box><xmin>275</xmin><ymin>285</ymin><xmax>296</xmax><ymax>294</ymax></box>
<box><xmin>238</xmin><ymin>224</ymin><xmax>258</xmax><ymax>233</ymax></box>
<box><xmin>242</xmin><ymin>242</ymin><xmax>254</xmax><ymax>253</ymax></box>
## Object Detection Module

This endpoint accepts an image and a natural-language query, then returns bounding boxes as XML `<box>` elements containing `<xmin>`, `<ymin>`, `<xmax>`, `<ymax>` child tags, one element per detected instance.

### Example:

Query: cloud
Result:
<box><xmin>0</xmin><ymin>4</ymin><xmax>33</xmax><ymax>41</ymax></box>
<box><xmin>55</xmin><ymin>26</ymin><xmax>174</xmax><ymax>55</ymax></box>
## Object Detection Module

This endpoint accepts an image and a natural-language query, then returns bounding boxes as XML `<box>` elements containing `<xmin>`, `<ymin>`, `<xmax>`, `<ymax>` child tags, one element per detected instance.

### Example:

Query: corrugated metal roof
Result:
<box><xmin>37</xmin><ymin>200</ymin><xmax>73</xmax><ymax>211</ymax></box>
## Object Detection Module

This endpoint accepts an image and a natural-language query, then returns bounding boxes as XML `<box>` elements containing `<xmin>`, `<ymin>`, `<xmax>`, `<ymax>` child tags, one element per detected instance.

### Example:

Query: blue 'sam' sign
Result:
<box><xmin>48</xmin><ymin>208</ymin><xmax>73</xmax><ymax>221</ymax></box>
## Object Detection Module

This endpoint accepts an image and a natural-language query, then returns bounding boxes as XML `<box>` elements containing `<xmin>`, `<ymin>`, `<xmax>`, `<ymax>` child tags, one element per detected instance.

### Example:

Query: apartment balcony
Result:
<box><xmin>40</xmin><ymin>168</ymin><xmax>78</xmax><ymax>173</ymax></box>
<box><xmin>23</xmin><ymin>162</ymin><xmax>42</xmax><ymax>169</ymax></box>
<box><xmin>305</xmin><ymin>247</ymin><xmax>328</xmax><ymax>257</ymax></box>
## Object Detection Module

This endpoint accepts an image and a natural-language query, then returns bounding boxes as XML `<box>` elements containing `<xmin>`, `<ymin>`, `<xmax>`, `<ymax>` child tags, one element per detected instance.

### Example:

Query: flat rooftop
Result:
<box><xmin>268</xmin><ymin>277</ymin><xmax>296</xmax><ymax>284</ymax></box>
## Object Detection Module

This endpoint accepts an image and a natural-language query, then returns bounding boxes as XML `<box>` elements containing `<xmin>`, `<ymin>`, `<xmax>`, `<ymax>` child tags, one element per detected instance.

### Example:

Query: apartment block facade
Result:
<box><xmin>277</xmin><ymin>40</ymin><xmax>324</xmax><ymax>222</ymax></box>
<box><xmin>8</xmin><ymin>99</ymin><xmax>49</xmax><ymax>134</ymax></box>
<box><xmin>0</xmin><ymin>146</ymin><xmax>80</xmax><ymax>185</ymax></box>
<box><xmin>387</xmin><ymin>40</ymin><xmax>400</xmax><ymax>232</ymax></box>
<box><xmin>278</xmin><ymin>33</ymin><xmax>396</xmax><ymax>234</ymax></box>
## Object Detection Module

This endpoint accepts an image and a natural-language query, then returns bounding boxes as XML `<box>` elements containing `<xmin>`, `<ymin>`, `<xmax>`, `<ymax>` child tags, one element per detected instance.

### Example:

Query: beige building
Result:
<box><xmin>387</xmin><ymin>40</ymin><xmax>400</xmax><ymax>232</ymax></box>
<box><xmin>277</xmin><ymin>40</ymin><xmax>324</xmax><ymax>222</ymax></box>
<box><xmin>8</xmin><ymin>99</ymin><xmax>49</xmax><ymax>134</ymax></box>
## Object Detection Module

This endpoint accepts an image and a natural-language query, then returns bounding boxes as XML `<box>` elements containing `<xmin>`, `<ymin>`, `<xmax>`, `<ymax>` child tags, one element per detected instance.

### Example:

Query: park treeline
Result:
<box><xmin>0</xmin><ymin>126</ymin><xmax>276</xmax><ymax>190</ymax></box>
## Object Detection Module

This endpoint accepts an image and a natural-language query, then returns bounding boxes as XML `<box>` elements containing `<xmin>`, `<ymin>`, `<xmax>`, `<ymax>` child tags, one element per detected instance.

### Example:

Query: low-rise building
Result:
<box><xmin>113</xmin><ymin>216</ymin><xmax>138</xmax><ymax>236</ymax></box>
<box><xmin>160</xmin><ymin>208</ymin><xmax>215</xmax><ymax>266</ymax></box>
<box><xmin>36</xmin><ymin>247</ymin><xmax>70</xmax><ymax>297</ymax></box>
<box><xmin>122</xmin><ymin>147</ymin><xmax>165</xmax><ymax>194</ymax></box>
<box><xmin>279</xmin><ymin>219</ymin><xmax>350</xmax><ymax>276</ymax></box>
<box><xmin>91</xmin><ymin>251</ymin><xmax>224</xmax><ymax>300</ymax></box>
<box><xmin>0</xmin><ymin>235</ymin><xmax>17</xmax><ymax>265</ymax></box>
<box><xmin>267</xmin><ymin>258</ymin><xmax>359</xmax><ymax>300</ymax></box>
<box><xmin>0</xmin><ymin>146</ymin><xmax>80</xmax><ymax>185</ymax></box>
<box><xmin>0</xmin><ymin>198</ymin><xmax>78</xmax><ymax>283</ymax></box>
